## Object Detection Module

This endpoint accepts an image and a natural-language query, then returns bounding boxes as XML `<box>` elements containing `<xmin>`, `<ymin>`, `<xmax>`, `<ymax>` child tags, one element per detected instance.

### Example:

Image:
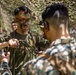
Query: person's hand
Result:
<box><xmin>0</xmin><ymin>52</ymin><xmax>10</xmax><ymax>63</ymax></box>
<box><xmin>8</xmin><ymin>38</ymin><xmax>19</xmax><ymax>48</ymax></box>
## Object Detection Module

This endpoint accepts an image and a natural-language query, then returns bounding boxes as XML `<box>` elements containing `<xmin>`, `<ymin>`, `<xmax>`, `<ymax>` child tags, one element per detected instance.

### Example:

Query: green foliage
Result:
<box><xmin>0</xmin><ymin>0</ymin><xmax>76</xmax><ymax>36</ymax></box>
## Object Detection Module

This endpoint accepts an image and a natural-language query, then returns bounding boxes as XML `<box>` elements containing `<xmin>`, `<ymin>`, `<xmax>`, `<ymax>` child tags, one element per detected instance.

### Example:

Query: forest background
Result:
<box><xmin>0</xmin><ymin>0</ymin><xmax>76</xmax><ymax>37</ymax></box>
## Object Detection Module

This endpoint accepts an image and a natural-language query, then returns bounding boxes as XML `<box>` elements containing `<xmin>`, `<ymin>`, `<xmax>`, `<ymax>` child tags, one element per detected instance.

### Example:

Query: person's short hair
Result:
<box><xmin>42</xmin><ymin>3</ymin><xmax>68</xmax><ymax>21</ymax></box>
<box><xmin>14</xmin><ymin>6</ymin><xmax>31</xmax><ymax>16</ymax></box>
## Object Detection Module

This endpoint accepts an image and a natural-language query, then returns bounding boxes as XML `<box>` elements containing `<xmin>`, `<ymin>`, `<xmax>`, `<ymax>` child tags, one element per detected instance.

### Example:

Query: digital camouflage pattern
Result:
<box><xmin>19</xmin><ymin>37</ymin><xmax>76</xmax><ymax>75</ymax></box>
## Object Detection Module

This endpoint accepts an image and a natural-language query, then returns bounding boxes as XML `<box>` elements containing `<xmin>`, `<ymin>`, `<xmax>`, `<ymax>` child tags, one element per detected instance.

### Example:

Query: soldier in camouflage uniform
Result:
<box><xmin>8</xmin><ymin>6</ymin><xmax>37</xmax><ymax>75</ymax></box>
<box><xmin>0</xmin><ymin>5</ymin><xmax>50</xmax><ymax>75</ymax></box>
<box><xmin>0</xmin><ymin>6</ymin><xmax>36</xmax><ymax>75</ymax></box>
<box><xmin>9</xmin><ymin>5</ymin><xmax>50</xmax><ymax>75</ymax></box>
<box><xmin>20</xmin><ymin>3</ymin><xmax>76</xmax><ymax>75</ymax></box>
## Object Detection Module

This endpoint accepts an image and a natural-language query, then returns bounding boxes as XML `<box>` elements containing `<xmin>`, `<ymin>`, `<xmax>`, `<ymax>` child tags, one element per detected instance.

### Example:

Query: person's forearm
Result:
<box><xmin>0</xmin><ymin>42</ymin><xmax>9</xmax><ymax>49</ymax></box>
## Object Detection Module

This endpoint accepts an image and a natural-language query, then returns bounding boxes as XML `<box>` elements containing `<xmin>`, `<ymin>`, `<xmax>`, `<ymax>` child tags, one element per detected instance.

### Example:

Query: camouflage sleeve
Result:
<box><xmin>0</xmin><ymin>37</ymin><xmax>6</xmax><ymax>42</ymax></box>
<box><xmin>18</xmin><ymin>57</ymin><xmax>59</xmax><ymax>75</ymax></box>
<box><xmin>36</xmin><ymin>35</ymin><xmax>50</xmax><ymax>51</ymax></box>
<box><xmin>0</xmin><ymin>35</ymin><xmax>11</xmax><ymax>43</ymax></box>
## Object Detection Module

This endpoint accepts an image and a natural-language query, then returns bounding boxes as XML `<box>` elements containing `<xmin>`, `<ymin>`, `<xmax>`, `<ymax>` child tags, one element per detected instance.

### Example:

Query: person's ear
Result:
<box><xmin>44</xmin><ymin>21</ymin><xmax>49</xmax><ymax>31</ymax></box>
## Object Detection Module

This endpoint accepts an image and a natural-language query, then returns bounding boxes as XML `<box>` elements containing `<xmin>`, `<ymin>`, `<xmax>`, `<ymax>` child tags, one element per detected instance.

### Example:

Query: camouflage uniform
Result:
<box><xmin>35</xmin><ymin>34</ymin><xmax>50</xmax><ymax>51</ymax></box>
<box><xmin>9</xmin><ymin>30</ymin><xmax>38</xmax><ymax>75</ymax></box>
<box><xmin>20</xmin><ymin>37</ymin><xmax>76</xmax><ymax>75</ymax></box>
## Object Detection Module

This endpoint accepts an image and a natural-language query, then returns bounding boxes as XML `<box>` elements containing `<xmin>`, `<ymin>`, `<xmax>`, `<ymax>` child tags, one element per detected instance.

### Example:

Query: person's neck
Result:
<box><xmin>55</xmin><ymin>32</ymin><xmax>70</xmax><ymax>40</ymax></box>
<box><xmin>51</xmin><ymin>23</ymin><xmax>71</xmax><ymax>42</ymax></box>
<box><xmin>16</xmin><ymin>29</ymin><xmax>28</xmax><ymax>35</ymax></box>
<box><xmin>50</xmin><ymin>30</ymin><xmax>71</xmax><ymax>42</ymax></box>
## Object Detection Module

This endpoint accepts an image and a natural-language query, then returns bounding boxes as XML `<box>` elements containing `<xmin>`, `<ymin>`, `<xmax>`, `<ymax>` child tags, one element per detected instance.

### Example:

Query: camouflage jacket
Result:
<box><xmin>19</xmin><ymin>37</ymin><xmax>76</xmax><ymax>75</ymax></box>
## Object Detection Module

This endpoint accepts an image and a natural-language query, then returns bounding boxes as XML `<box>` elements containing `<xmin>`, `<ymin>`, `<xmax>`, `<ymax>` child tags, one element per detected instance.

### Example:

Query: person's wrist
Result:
<box><xmin>7</xmin><ymin>41</ymin><xmax>10</xmax><ymax>47</ymax></box>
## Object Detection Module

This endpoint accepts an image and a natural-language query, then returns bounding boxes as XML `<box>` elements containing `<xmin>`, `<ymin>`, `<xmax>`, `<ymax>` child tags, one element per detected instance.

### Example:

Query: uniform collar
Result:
<box><xmin>51</xmin><ymin>37</ymin><xmax>75</xmax><ymax>46</ymax></box>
